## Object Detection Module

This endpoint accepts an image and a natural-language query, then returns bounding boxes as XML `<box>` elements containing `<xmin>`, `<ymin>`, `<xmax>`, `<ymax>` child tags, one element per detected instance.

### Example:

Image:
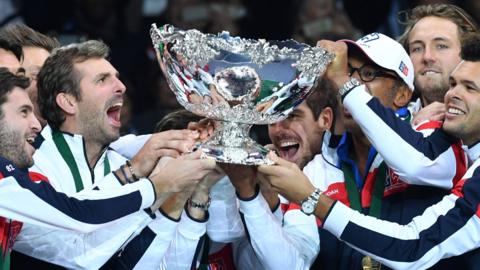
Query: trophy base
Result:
<box><xmin>199</xmin><ymin>142</ymin><xmax>273</xmax><ymax>165</ymax></box>
<box><xmin>197</xmin><ymin>121</ymin><xmax>273</xmax><ymax>165</ymax></box>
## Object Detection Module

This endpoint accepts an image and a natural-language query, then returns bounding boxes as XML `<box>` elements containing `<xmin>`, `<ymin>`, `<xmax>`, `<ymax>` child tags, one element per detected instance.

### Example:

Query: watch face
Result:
<box><xmin>302</xmin><ymin>201</ymin><xmax>314</xmax><ymax>214</ymax></box>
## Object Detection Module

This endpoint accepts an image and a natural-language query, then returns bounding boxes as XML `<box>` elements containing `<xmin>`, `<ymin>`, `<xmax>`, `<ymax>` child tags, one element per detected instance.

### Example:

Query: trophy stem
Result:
<box><xmin>199</xmin><ymin>120</ymin><xmax>273</xmax><ymax>165</ymax></box>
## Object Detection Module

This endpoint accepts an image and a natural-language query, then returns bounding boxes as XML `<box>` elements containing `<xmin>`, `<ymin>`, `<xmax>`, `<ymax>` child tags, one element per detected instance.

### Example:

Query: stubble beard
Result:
<box><xmin>80</xmin><ymin>116</ymin><xmax>118</xmax><ymax>147</ymax></box>
<box><xmin>416</xmin><ymin>78</ymin><xmax>449</xmax><ymax>106</ymax></box>
<box><xmin>0</xmin><ymin>121</ymin><xmax>32</xmax><ymax>169</ymax></box>
<box><xmin>78</xmin><ymin>103</ymin><xmax>120</xmax><ymax>148</ymax></box>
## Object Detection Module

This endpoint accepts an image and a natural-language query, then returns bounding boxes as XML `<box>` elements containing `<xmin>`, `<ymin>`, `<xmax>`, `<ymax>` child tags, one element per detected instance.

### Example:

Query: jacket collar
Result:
<box><xmin>465</xmin><ymin>141</ymin><xmax>480</xmax><ymax>163</ymax></box>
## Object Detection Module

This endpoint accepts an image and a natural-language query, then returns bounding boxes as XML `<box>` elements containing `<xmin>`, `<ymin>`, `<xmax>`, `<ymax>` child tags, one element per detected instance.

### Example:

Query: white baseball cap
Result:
<box><xmin>341</xmin><ymin>33</ymin><xmax>414</xmax><ymax>91</ymax></box>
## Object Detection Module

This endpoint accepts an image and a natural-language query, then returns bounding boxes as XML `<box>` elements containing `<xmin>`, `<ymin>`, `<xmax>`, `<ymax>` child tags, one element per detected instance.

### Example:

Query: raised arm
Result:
<box><xmin>0</xmin><ymin>168</ymin><xmax>155</xmax><ymax>233</ymax></box>
<box><xmin>342</xmin><ymin>86</ymin><xmax>464</xmax><ymax>189</ymax></box>
<box><xmin>259</xmin><ymin>153</ymin><xmax>480</xmax><ymax>270</ymax></box>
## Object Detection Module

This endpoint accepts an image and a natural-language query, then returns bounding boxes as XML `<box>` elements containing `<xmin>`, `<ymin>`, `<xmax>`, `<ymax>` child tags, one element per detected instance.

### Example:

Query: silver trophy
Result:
<box><xmin>150</xmin><ymin>24</ymin><xmax>333</xmax><ymax>165</ymax></box>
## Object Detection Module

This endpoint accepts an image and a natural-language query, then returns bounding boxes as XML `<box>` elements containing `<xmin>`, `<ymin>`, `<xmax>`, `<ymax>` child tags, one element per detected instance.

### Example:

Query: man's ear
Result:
<box><xmin>317</xmin><ymin>107</ymin><xmax>334</xmax><ymax>131</ymax></box>
<box><xmin>55</xmin><ymin>93</ymin><xmax>77</xmax><ymax>115</ymax></box>
<box><xmin>393</xmin><ymin>85</ymin><xmax>413</xmax><ymax>108</ymax></box>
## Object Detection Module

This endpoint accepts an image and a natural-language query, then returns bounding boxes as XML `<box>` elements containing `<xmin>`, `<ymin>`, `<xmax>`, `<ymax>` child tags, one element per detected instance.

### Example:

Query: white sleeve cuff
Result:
<box><xmin>238</xmin><ymin>192</ymin><xmax>270</xmax><ymax>218</ymax></box>
<box><xmin>132</xmin><ymin>178</ymin><xmax>156</xmax><ymax>209</ymax></box>
<box><xmin>343</xmin><ymin>84</ymin><xmax>372</xmax><ymax>112</ymax></box>
<box><xmin>177</xmin><ymin>211</ymin><xmax>207</xmax><ymax>240</ymax></box>
<box><xmin>149</xmin><ymin>212</ymin><xmax>179</xmax><ymax>233</ymax></box>
<box><xmin>322</xmin><ymin>202</ymin><xmax>355</xmax><ymax>238</ymax></box>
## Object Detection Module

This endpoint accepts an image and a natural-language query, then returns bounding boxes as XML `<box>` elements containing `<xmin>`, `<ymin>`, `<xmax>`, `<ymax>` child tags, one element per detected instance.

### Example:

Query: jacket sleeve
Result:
<box><xmin>343</xmin><ymin>86</ymin><xmax>464</xmax><ymax>189</ymax></box>
<box><xmin>322</xmin><ymin>163</ymin><xmax>480</xmax><ymax>269</ymax></box>
<box><xmin>104</xmin><ymin>211</ymin><xmax>180</xmax><ymax>270</ymax></box>
<box><xmin>206</xmin><ymin>177</ymin><xmax>245</xmax><ymax>243</ymax></box>
<box><xmin>9</xmin><ymin>162</ymin><xmax>157</xmax><ymax>268</ymax></box>
<box><xmin>239</xmin><ymin>190</ymin><xmax>319</xmax><ymax>270</ymax></box>
<box><xmin>14</xmin><ymin>166</ymin><xmax>180</xmax><ymax>270</ymax></box>
<box><xmin>161</xmin><ymin>210</ymin><xmax>208</xmax><ymax>270</ymax></box>
<box><xmin>13</xmin><ymin>210</ymin><xmax>154</xmax><ymax>269</ymax></box>
<box><xmin>110</xmin><ymin>134</ymin><xmax>151</xmax><ymax>160</ymax></box>
<box><xmin>0</xmin><ymin>168</ymin><xmax>155</xmax><ymax>233</ymax></box>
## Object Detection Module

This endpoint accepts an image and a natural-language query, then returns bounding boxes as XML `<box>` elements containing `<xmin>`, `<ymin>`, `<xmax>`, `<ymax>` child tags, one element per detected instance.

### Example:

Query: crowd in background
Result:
<box><xmin>1</xmin><ymin>0</ymin><xmax>477</xmax><ymax>136</ymax></box>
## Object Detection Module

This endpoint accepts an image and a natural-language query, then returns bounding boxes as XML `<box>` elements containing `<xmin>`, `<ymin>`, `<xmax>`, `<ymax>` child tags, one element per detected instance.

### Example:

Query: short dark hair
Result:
<box><xmin>461</xmin><ymin>33</ymin><xmax>480</xmax><ymax>62</ymax></box>
<box><xmin>37</xmin><ymin>40</ymin><xmax>109</xmax><ymax>129</ymax></box>
<box><xmin>155</xmin><ymin>109</ymin><xmax>203</xmax><ymax>132</ymax></box>
<box><xmin>305</xmin><ymin>77</ymin><xmax>338</xmax><ymax>123</ymax></box>
<box><xmin>0</xmin><ymin>68</ymin><xmax>30</xmax><ymax>119</ymax></box>
<box><xmin>0</xmin><ymin>24</ymin><xmax>60</xmax><ymax>52</ymax></box>
<box><xmin>0</xmin><ymin>38</ymin><xmax>22</xmax><ymax>62</ymax></box>
<box><xmin>398</xmin><ymin>4</ymin><xmax>478</xmax><ymax>52</ymax></box>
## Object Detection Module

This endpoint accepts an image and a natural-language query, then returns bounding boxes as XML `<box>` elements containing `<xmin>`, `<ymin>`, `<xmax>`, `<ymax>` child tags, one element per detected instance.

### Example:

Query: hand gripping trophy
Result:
<box><xmin>150</xmin><ymin>24</ymin><xmax>333</xmax><ymax>165</ymax></box>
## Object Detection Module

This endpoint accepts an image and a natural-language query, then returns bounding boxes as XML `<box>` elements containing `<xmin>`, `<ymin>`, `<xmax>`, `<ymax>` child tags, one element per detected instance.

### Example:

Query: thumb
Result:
<box><xmin>267</xmin><ymin>151</ymin><xmax>291</xmax><ymax>167</ymax></box>
<box><xmin>199</xmin><ymin>157</ymin><xmax>216</xmax><ymax>170</ymax></box>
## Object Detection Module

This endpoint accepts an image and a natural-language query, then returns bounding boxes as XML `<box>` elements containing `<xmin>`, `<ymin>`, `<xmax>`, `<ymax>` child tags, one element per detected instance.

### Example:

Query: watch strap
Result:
<box><xmin>300</xmin><ymin>188</ymin><xmax>322</xmax><ymax>215</ymax></box>
<box><xmin>339</xmin><ymin>77</ymin><xmax>361</xmax><ymax>101</ymax></box>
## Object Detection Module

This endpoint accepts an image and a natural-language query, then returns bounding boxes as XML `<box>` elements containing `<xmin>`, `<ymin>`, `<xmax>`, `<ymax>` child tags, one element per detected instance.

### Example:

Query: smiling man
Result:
<box><xmin>258</xmin><ymin>33</ymin><xmax>480</xmax><ymax>270</ymax></box>
<box><xmin>217</xmin><ymin>77</ymin><xmax>337</xmax><ymax>269</ymax></box>
<box><xmin>268</xmin><ymin>78</ymin><xmax>337</xmax><ymax>171</ymax></box>
<box><xmin>397</xmin><ymin>4</ymin><xmax>478</xmax><ymax>123</ymax></box>
<box><xmin>248</xmin><ymin>32</ymin><xmax>466</xmax><ymax>270</ymax></box>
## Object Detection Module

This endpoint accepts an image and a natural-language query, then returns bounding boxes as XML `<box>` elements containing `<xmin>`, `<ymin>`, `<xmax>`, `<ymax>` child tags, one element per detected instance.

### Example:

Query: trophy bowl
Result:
<box><xmin>150</xmin><ymin>24</ymin><xmax>334</xmax><ymax>165</ymax></box>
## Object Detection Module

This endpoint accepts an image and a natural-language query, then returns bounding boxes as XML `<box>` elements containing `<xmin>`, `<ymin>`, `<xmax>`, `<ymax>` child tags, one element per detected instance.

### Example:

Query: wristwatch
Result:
<box><xmin>339</xmin><ymin>77</ymin><xmax>361</xmax><ymax>100</ymax></box>
<box><xmin>300</xmin><ymin>188</ymin><xmax>322</xmax><ymax>215</ymax></box>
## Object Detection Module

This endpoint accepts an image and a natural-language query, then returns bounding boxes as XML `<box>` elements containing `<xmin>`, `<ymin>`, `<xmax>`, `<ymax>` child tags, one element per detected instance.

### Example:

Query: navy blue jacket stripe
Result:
<box><xmin>366</xmin><ymin>98</ymin><xmax>457</xmax><ymax>160</ymax></box>
<box><xmin>0</xmin><ymin>156</ymin><xmax>142</xmax><ymax>224</ymax></box>
<box><xmin>190</xmin><ymin>234</ymin><xmax>207</xmax><ymax>270</ymax></box>
<box><xmin>339</xmin><ymin>166</ymin><xmax>480</xmax><ymax>262</ymax></box>
<box><xmin>340</xmin><ymin>199</ymin><xmax>472</xmax><ymax>262</ymax></box>
<box><xmin>106</xmin><ymin>226</ymin><xmax>156</xmax><ymax>269</ymax></box>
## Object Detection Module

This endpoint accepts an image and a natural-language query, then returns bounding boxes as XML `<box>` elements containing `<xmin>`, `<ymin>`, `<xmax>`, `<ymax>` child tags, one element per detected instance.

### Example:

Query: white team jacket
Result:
<box><xmin>13</xmin><ymin>125</ymin><xmax>176</xmax><ymax>269</ymax></box>
<box><xmin>0</xmin><ymin>156</ymin><xmax>155</xmax><ymax>231</ymax></box>
<box><xmin>116</xmin><ymin>135</ymin><xmax>318</xmax><ymax>270</ymax></box>
<box><xmin>161</xmin><ymin>176</ymin><xmax>261</xmax><ymax>270</ymax></box>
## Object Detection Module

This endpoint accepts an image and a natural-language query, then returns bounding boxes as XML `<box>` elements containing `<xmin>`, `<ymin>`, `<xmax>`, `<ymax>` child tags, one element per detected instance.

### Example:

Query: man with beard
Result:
<box><xmin>311</xmin><ymin>33</ymin><xmax>465</xmax><ymax>270</ymax></box>
<box><xmin>0</xmin><ymin>24</ymin><xmax>150</xmax><ymax>161</ymax></box>
<box><xmin>11</xmin><ymin>40</ymin><xmax>216</xmax><ymax>269</ymax></box>
<box><xmin>228</xmin><ymin>32</ymin><xmax>466</xmax><ymax>270</ymax></box>
<box><xmin>258</xmin><ymin>32</ymin><xmax>480</xmax><ymax>270</ymax></box>
<box><xmin>397</xmin><ymin>4</ymin><xmax>479</xmax><ymax>124</ymax></box>
<box><xmin>159</xmin><ymin>76</ymin><xmax>338</xmax><ymax>269</ymax></box>
<box><xmin>0</xmin><ymin>67</ymin><xmax>216</xmax><ymax>270</ymax></box>
<box><xmin>210</xmin><ymin>75</ymin><xmax>338</xmax><ymax>269</ymax></box>
<box><xmin>268</xmin><ymin>81</ymin><xmax>338</xmax><ymax>171</ymax></box>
